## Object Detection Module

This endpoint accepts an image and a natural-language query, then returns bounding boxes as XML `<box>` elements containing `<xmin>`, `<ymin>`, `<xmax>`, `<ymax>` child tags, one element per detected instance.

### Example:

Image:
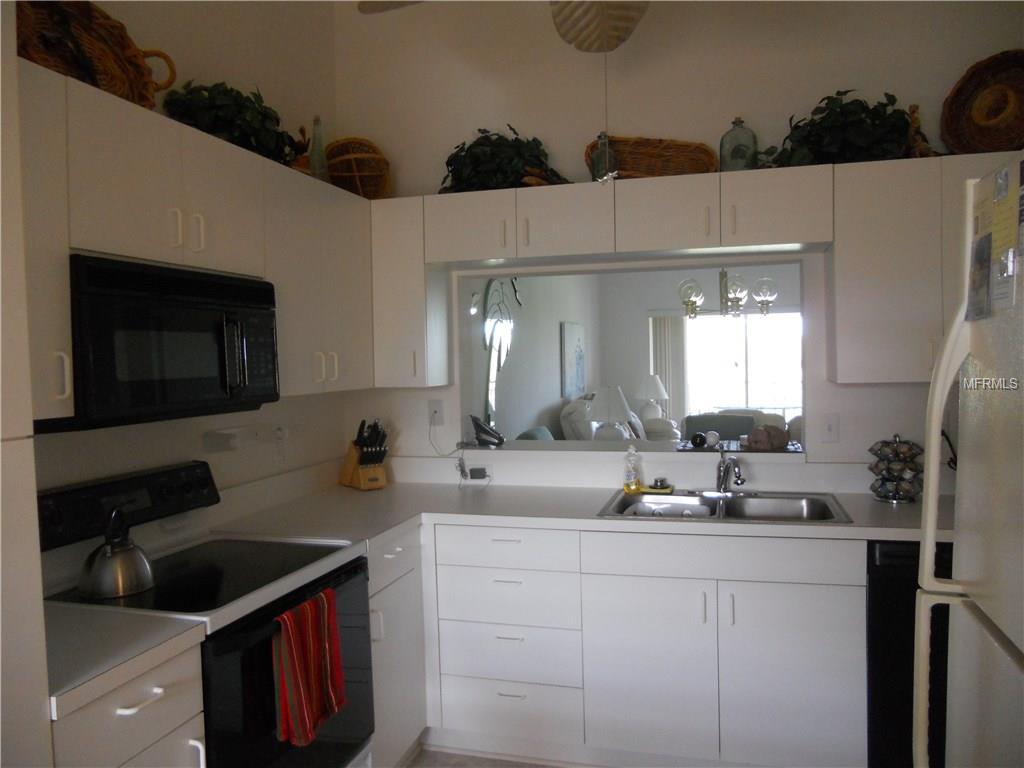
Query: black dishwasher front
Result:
<box><xmin>867</xmin><ymin>540</ymin><xmax>952</xmax><ymax>768</ymax></box>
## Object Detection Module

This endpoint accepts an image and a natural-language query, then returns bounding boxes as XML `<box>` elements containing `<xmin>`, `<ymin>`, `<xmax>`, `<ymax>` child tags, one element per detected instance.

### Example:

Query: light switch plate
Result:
<box><xmin>821</xmin><ymin>413</ymin><xmax>840</xmax><ymax>444</ymax></box>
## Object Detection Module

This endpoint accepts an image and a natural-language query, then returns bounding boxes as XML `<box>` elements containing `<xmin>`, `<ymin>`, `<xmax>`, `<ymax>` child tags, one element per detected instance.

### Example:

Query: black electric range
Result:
<box><xmin>49</xmin><ymin>539</ymin><xmax>343</xmax><ymax>612</ymax></box>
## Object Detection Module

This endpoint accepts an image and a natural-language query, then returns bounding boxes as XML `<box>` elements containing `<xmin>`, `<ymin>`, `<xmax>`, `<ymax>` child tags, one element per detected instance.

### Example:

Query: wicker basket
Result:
<box><xmin>17</xmin><ymin>1</ymin><xmax>175</xmax><ymax>110</ymax></box>
<box><xmin>941</xmin><ymin>50</ymin><xmax>1024</xmax><ymax>154</ymax></box>
<box><xmin>585</xmin><ymin>136</ymin><xmax>718</xmax><ymax>178</ymax></box>
<box><xmin>326</xmin><ymin>138</ymin><xmax>392</xmax><ymax>199</ymax></box>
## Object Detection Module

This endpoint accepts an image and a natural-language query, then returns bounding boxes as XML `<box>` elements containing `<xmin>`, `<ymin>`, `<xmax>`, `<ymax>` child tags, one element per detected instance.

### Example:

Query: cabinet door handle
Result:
<box><xmin>729</xmin><ymin>593</ymin><xmax>736</xmax><ymax>626</ymax></box>
<box><xmin>115</xmin><ymin>686</ymin><xmax>165</xmax><ymax>716</ymax></box>
<box><xmin>370</xmin><ymin>608</ymin><xmax>384</xmax><ymax>641</ymax></box>
<box><xmin>329</xmin><ymin>352</ymin><xmax>339</xmax><ymax>381</ymax></box>
<box><xmin>190</xmin><ymin>213</ymin><xmax>206</xmax><ymax>252</ymax></box>
<box><xmin>490</xmin><ymin>537</ymin><xmax>522</xmax><ymax>543</ymax></box>
<box><xmin>522</xmin><ymin>217</ymin><xmax>530</xmax><ymax>246</ymax></box>
<box><xmin>701</xmin><ymin>590</ymin><xmax>708</xmax><ymax>624</ymax></box>
<box><xmin>704</xmin><ymin>205</ymin><xmax>711</xmax><ymax>237</ymax></box>
<box><xmin>495</xmin><ymin>635</ymin><xmax>525</xmax><ymax>642</ymax></box>
<box><xmin>492</xmin><ymin>578</ymin><xmax>523</xmax><ymax>585</ymax></box>
<box><xmin>188</xmin><ymin>738</ymin><xmax>207</xmax><ymax>768</ymax></box>
<box><xmin>55</xmin><ymin>351</ymin><xmax>72</xmax><ymax>400</ymax></box>
<box><xmin>314</xmin><ymin>351</ymin><xmax>326</xmax><ymax>383</ymax></box>
<box><xmin>170</xmin><ymin>208</ymin><xmax>183</xmax><ymax>247</ymax></box>
<box><xmin>730</xmin><ymin>205</ymin><xmax>738</xmax><ymax>236</ymax></box>
<box><xmin>497</xmin><ymin>692</ymin><xmax>527</xmax><ymax>700</ymax></box>
<box><xmin>383</xmin><ymin>553</ymin><xmax>397</xmax><ymax>559</ymax></box>
<box><xmin>500</xmin><ymin>219</ymin><xmax>507</xmax><ymax>248</ymax></box>
<box><xmin>411</xmin><ymin>350</ymin><xmax>417</xmax><ymax>378</ymax></box>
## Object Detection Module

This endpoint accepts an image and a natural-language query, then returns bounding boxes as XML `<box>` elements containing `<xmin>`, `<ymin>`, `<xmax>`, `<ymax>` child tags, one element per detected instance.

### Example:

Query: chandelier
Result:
<box><xmin>677</xmin><ymin>269</ymin><xmax>779</xmax><ymax>319</ymax></box>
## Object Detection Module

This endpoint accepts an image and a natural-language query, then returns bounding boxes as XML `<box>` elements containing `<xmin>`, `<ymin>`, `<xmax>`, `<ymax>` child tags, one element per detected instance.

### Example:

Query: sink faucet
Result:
<box><xmin>716</xmin><ymin>446</ymin><xmax>746</xmax><ymax>492</ymax></box>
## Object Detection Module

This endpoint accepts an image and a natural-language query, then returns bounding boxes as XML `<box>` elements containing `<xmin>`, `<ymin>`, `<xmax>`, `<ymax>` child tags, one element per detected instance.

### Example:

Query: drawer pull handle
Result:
<box><xmin>701</xmin><ymin>591</ymin><xmax>708</xmax><ymax>625</ymax></box>
<box><xmin>495</xmin><ymin>635</ymin><xmax>525</xmax><ymax>642</ymax></box>
<box><xmin>493</xmin><ymin>578</ymin><xmax>523</xmax><ymax>585</ymax></box>
<box><xmin>497</xmin><ymin>692</ymin><xmax>527</xmax><ymax>700</ymax></box>
<box><xmin>730</xmin><ymin>593</ymin><xmax>736</xmax><ymax>626</ymax></box>
<box><xmin>383</xmin><ymin>553</ymin><xmax>397</xmax><ymax>559</ymax></box>
<box><xmin>393</xmin><ymin>546</ymin><xmax>404</xmax><ymax>552</ymax></box>
<box><xmin>188</xmin><ymin>738</ymin><xmax>207</xmax><ymax>768</ymax></box>
<box><xmin>115</xmin><ymin>686</ymin><xmax>165</xmax><ymax>716</ymax></box>
<box><xmin>490</xmin><ymin>538</ymin><xmax>522</xmax><ymax>543</ymax></box>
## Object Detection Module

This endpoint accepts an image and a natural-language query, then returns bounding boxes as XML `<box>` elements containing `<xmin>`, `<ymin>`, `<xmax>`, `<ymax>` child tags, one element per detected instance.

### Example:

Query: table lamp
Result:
<box><xmin>635</xmin><ymin>374</ymin><xmax>669</xmax><ymax>421</ymax></box>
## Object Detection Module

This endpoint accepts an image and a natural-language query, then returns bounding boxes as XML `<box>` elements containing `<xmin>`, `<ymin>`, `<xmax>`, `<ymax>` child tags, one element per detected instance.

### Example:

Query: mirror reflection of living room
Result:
<box><xmin>458</xmin><ymin>263</ymin><xmax>804</xmax><ymax>452</ymax></box>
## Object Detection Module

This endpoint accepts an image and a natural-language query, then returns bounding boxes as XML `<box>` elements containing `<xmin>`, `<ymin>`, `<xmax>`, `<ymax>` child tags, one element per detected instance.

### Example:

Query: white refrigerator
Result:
<box><xmin>914</xmin><ymin>154</ymin><xmax>1024</xmax><ymax>767</ymax></box>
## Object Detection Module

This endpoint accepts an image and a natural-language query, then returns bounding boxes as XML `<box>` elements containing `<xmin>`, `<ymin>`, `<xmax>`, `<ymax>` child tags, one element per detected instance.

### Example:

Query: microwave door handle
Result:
<box><xmin>237</xmin><ymin>321</ymin><xmax>248</xmax><ymax>390</ymax></box>
<box><xmin>222</xmin><ymin>315</ymin><xmax>241</xmax><ymax>393</ymax></box>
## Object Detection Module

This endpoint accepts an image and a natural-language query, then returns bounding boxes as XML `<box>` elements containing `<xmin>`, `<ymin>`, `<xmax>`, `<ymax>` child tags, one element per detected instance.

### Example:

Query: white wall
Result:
<box><xmin>98</xmin><ymin>1</ymin><xmax>337</xmax><ymax>138</ymax></box>
<box><xmin>459</xmin><ymin>274</ymin><xmax>602</xmax><ymax>440</ymax></box>
<box><xmin>333</xmin><ymin>1</ymin><xmax>1023</xmax><ymax>196</ymax></box>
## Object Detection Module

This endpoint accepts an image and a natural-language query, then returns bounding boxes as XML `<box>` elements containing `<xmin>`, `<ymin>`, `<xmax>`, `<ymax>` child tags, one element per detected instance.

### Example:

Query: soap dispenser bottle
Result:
<box><xmin>623</xmin><ymin>445</ymin><xmax>643</xmax><ymax>494</ymax></box>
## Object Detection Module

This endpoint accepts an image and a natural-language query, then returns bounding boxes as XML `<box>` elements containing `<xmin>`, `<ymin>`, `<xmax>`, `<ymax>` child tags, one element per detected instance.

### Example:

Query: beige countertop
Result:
<box><xmin>216</xmin><ymin>482</ymin><xmax>954</xmax><ymax>544</ymax></box>
<box><xmin>44</xmin><ymin>603</ymin><xmax>205</xmax><ymax>720</ymax></box>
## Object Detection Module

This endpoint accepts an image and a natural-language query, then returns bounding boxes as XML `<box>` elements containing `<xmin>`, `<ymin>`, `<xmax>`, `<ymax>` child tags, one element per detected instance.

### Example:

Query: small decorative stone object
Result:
<box><xmin>869</xmin><ymin>433</ymin><xmax>924</xmax><ymax>503</ymax></box>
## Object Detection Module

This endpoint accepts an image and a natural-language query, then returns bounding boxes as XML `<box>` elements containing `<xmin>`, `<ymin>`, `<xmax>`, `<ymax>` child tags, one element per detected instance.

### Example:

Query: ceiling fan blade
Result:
<box><xmin>550</xmin><ymin>1</ymin><xmax>649</xmax><ymax>53</ymax></box>
<box><xmin>356</xmin><ymin>1</ymin><xmax>422</xmax><ymax>14</ymax></box>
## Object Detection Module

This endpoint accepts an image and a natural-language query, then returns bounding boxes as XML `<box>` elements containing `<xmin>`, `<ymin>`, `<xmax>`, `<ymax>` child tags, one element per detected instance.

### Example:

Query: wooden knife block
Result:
<box><xmin>340</xmin><ymin>442</ymin><xmax>388</xmax><ymax>491</ymax></box>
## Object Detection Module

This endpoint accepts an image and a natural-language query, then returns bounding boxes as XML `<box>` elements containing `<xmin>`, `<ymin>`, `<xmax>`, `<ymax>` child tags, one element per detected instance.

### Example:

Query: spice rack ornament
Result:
<box><xmin>868</xmin><ymin>433</ymin><xmax>924</xmax><ymax>503</ymax></box>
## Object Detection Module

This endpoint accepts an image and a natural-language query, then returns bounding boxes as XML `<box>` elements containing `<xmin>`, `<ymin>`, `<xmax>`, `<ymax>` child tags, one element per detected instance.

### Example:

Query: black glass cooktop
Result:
<box><xmin>50</xmin><ymin>539</ymin><xmax>342</xmax><ymax>613</ymax></box>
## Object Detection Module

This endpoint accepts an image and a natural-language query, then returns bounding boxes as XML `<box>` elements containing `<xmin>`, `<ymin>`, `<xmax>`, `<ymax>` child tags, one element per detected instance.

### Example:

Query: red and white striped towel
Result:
<box><xmin>272</xmin><ymin>588</ymin><xmax>346</xmax><ymax>747</ymax></box>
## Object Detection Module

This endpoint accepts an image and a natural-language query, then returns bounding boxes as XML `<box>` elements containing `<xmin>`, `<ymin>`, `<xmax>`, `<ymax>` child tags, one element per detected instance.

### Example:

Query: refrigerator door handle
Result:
<box><xmin>913</xmin><ymin>591</ymin><xmax>968</xmax><ymax>768</ymax></box>
<box><xmin>919</xmin><ymin>175</ymin><xmax>979</xmax><ymax>596</ymax></box>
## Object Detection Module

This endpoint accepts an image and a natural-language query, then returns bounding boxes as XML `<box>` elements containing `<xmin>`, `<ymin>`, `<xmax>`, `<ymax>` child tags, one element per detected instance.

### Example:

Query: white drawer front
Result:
<box><xmin>437</xmin><ymin>565</ymin><xmax>581</xmax><ymax>629</ymax></box>
<box><xmin>441</xmin><ymin>675</ymin><xmax>583</xmax><ymax>745</ymax></box>
<box><xmin>369</xmin><ymin>519</ymin><xmax>421</xmax><ymax>595</ymax></box>
<box><xmin>121</xmin><ymin>713</ymin><xmax>205</xmax><ymax>768</ymax></box>
<box><xmin>435</xmin><ymin>525</ymin><xmax>579</xmax><ymax>572</ymax></box>
<box><xmin>53</xmin><ymin>646</ymin><xmax>202</xmax><ymax>768</ymax></box>
<box><xmin>439</xmin><ymin>620</ymin><xmax>582</xmax><ymax>688</ymax></box>
<box><xmin>581</xmin><ymin>532</ymin><xmax>866</xmax><ymax>586</ymax></box>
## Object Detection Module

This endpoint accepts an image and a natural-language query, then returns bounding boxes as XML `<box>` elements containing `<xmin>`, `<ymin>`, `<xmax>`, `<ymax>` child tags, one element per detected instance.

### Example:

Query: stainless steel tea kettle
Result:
<box><xmin>79</xmin><ymin>508</ymin><xmax>155</xmax><ymax>599</ymax></box>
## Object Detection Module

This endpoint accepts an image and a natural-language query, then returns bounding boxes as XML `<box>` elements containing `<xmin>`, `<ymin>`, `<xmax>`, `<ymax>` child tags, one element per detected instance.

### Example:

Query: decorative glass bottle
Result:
<box><xmin>591</xmin><ymin>131</ymin><xmax>618</xmax><ymax>182</ymax></box>
<box><xmin>719</xmin><ymin>117</ymin><xmax>758</xmax><ymax>171</ymax></box>
<box><xmin>309</xmin><ymin>115</ymin><xmax>330</xmax><ymax>182</ymax></box>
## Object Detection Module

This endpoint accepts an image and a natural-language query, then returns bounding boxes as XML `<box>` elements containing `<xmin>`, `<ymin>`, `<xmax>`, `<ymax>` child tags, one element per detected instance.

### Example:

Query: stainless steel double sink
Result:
<box><xmin>598</xmin><ymin>490</ymin><xmax>852</xmax><ymax>523</ymax></box>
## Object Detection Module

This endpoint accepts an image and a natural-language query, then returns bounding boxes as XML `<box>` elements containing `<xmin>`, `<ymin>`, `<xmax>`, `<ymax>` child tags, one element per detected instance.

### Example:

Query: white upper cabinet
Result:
<box><xmin>264</xmin><ymin>164</ymin><xmax>373</xmax><ymax>396</ymax></box>
<box><xmin>264</xmin><ymin>162</ymin><xmax>326</xmax><ymax>397</ymax></box>
<box><xmin>19</xmin><ymin>61</ymin><xmax>74</xmax><ymax>422</ymax></box>
<box><xmin>615</xmin><ymin>174</ymin><xmax>721</xmax><ymax>252</ymax></box>
<box><xmin>830</xmin><ymin>157</ymin><xmax>942</xmax><ymax>383</ymax></box>
<box><xmin>424</xmin><ymin>189</ymin><xmax>516</xmax><ymax>263</ymax></box>
<box><xmin>68</xmin><ymin>78</ymin><xmax>264</xmax><ymax>276</ymax></box>
<box><xmin>721</xmin><ymin>164</ymin><xmax>833</xmax><ymax>245</ymax></box>
<box><xmin>373</xmin><ymin>197</ymin><xmax>449</xmax><ymax>387</ymax></box>
<box><xmin>67</xmin><ymin>78</ymin><xmax>184</xmax><ymax>264</ymax></box>
<box><xmin>323</xmin><ymin>184</ymin><xmax>374</xmax><ymax>392</ymax></box>
<box><xmin>515</xmin><ymin>181</ymin><xmax>614</xmax><ymax>258</ymax></box>
<box><xmin>940</xmin><ymin>152</ymin><xmax>1019</xmax><ymax>332</ymax></box>
<box><xmin>180</xmin><ymin>128</ymin><xmax>265</xmax><ymax>276</ymax></box>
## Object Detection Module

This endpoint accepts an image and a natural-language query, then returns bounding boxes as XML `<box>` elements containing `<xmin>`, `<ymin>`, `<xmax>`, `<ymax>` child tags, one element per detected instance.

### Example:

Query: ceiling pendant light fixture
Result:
<box><xmin>550</xmin><ymin>1</ymin><xmax>650</xmax><ymax>53</ymax></box>
<box><xmin>677</xmin><ymin>270</ymin><xmax>779</xmax><ymax>319</ymax></box>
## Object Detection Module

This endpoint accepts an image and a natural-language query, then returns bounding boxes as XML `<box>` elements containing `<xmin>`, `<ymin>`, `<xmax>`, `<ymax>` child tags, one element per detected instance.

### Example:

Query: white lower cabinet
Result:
<box><xmin>370</xmin><ymin>558</ymin><xmax>426</xmax><ymax>768</ymax></box>
<box><xmin>440</xmin><ymin>675</ymin><xmax>583</xmax><ymax>745</ymax></box>
<box><xmin>121</xmin><ymin>713</ymin><xmax>205</xmax><ymax>768</ymax></box>
<box><xmin>717</xmin><ymin>580</ymin><xmax>867</xmax><ymax>767</ymax></box>
<box><xmin>582</xmin><ymin>574</ymin><xmax>719</xmax><ymax>760</ymax></box>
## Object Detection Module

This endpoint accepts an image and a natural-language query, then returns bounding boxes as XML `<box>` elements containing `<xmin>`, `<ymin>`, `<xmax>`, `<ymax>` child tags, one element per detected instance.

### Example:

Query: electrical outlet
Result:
<box><xmin>821</xmin><ymin>413</ymin><xmax>840</xmax><ymax>444</ymax></box>
<box><xmin>462</xmin><ymin>465</ymin><xmax>492</xmax><ymax>484</ymax></box>
<box><xmin>428</xmin><ymin>399</ymin><xmax>444</xmax><ymax>426</ymax></box>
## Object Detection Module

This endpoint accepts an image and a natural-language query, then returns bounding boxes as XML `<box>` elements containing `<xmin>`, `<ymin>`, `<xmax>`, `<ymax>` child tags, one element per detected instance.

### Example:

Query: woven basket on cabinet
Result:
<box><xmin>326</xmin><ymin>138</ymin><xmax>392</xmax><ymax>199</ymax></box>
<box><xmin>585</xmin><ymin>135</ymin><xmax>718</xmax><ymax>178</ymax></box>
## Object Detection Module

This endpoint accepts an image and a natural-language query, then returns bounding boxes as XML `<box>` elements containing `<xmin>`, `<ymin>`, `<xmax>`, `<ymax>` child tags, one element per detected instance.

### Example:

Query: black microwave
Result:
<box><xmin>37</xmin><ymin>254</ymin><xmax>279</xmax><ymax>432</ymax></box>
